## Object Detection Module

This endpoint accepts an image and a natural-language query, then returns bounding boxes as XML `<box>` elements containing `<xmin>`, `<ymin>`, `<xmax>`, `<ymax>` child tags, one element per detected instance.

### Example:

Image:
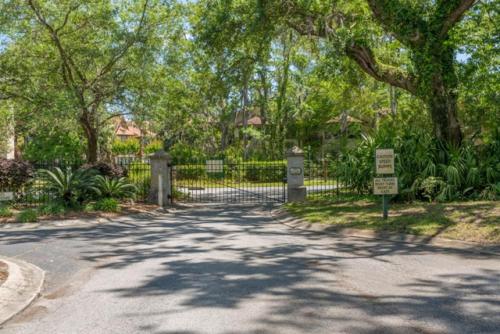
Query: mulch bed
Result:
<box><xmin>0</xmin><ymin>261</ymin><xmax>8</xmax><ymax>287</ymax></box>
<box><xmin>0</xmin><ymin>203</ymin><xmax>161</xmax><ymax>224</ymax></box>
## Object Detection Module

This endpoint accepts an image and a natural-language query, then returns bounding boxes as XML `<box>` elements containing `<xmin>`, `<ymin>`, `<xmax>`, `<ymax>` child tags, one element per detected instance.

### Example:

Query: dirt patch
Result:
<box><xmin>0</xmin><ymin>261</ymin><xmax>8</xmax><ymax>287</ymax></box>
<box><xmin>0</xmin><ymin>202</ymin><xmax>161</xmax><ymax>224</ymax></box>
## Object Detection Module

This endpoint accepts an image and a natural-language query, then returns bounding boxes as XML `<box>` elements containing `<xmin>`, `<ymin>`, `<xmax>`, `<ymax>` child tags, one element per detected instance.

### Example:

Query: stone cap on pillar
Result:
<box><xmin>150</xmin><ymin>150</ymin><xmax>171</xmax><ymax>161</ymax></box>
<box><xmin>286</xmin><ymin>146</ymin><xmax>304</xmax><ymax>157</ymax></box>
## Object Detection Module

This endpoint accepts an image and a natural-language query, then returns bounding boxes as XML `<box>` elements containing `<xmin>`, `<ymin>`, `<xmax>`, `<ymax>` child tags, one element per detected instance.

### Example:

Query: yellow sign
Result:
<box><xmin>376</xmin><ymin>149</ymin><xmax>395</xmax><ymax>174</ymax></box>
<box><xmin>374</xmin><ymin>177</ymin><xmax>398</xmax><ymax>195</ymax></box>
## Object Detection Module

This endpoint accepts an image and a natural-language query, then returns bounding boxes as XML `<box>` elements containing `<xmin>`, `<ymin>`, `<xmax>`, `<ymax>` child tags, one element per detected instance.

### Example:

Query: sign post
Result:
<box><xmin>374</xmin><ymin>149</ymin><xmax>397</xmax><ymax>219</ymax></box>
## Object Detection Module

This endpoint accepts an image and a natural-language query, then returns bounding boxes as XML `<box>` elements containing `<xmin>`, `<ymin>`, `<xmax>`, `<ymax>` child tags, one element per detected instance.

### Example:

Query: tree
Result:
<box><xmin>20</xmin><ymin>0</ymin><xmax>151</xmax><ymax>162</ymax></box>
<box><xmin>258</xmin><ymin>0</ymin><xmax>480</xmax><ymax>146</ymax></box>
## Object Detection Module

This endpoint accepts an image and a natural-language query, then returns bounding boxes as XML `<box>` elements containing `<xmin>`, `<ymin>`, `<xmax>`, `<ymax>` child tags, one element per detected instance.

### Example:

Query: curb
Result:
<box><xmin>0</xmin><ymin>256</ymin><xmax>45</xmax><ymax>326</ymax></box>
<box><xmin>270</xmin><ymin>208</ymin><xmax>500</xmax><ymax>257</ymax></box>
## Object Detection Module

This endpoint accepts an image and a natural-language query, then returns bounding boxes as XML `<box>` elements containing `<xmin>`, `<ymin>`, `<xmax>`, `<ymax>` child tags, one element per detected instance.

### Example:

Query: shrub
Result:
<box><xmin>82</xmin><ymin>162</ymin><xmax>127</xmax><ymax>178</ymax></box>
<box><xmin>40</xmin><ymin>167</ymin><xmax>98</xmax><ymax>207</ymax></box>
<box><xmin>175</xmin><ymin>165</ymin><xmax>206</xmax><ymax>180</ymax></box>
<box><xmin>0</xmin><ymin>159</ymin><xmax>34</xmax><ymax>189</ymax></box>
<box><xmin>94</xmin><ymin>198</ymin><xmax>120</xmax><ymax>212</ymax></box>
<box><xmin>243</xmin><ymin>162</ymin><xmax>286</xmax><ymax>182</ymax></box>
<box><xmin>38</xmin><ymin>202</ymin><xmax>67</xmax><ymax>216</ymax></box>
<box><xmin>112</xmin><ymin>138</ymin><xmax>140</xmax><ymax>155</ymax></box>
<box><xmin>144</xmin><ymin>140</ymin><xmax>163</xmax><ymax>155</ymax></box>
<box><xmin>0</xmin><ymin>205</ymin><xmax>13</xmax><ymax>217</ymax></box>
<box><xmin>94</xmin><ymin>175</ymin><xmax>137</xmax><ymax>199</ymax></box>
<box><xmin>17</xmin><ymin>209</ymin><xmax>38</xmax><ymax>223</ymax></box>
<box><xmin>337</xmin><ymin>126</ymin><xmax>500</xmax><ymax>202</ymax></box>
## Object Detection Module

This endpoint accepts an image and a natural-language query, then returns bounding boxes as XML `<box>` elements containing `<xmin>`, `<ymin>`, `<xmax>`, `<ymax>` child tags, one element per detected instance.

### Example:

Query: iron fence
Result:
<box><xmin>304</xmin><ymin>160</ymin><xmax>347</xmax><ymax>200</ymax></box>
<box><xmin>0</xmin><ymin>159</ymin><xmax>151</xmax><ymax>207</ymax></box>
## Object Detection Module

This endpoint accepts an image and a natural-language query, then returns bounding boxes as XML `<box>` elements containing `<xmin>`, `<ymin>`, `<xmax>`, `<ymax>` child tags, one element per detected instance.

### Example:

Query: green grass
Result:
<box><xmin>16</xmin><ymin>209</ymin><xmax>39</xmax><ymax>223</ymax></box>
<box><xmin>286</xmin><ymin>199</ymin><xmax>500</xmax><ymax>244</ymax></box>
<box><xmin>0</xmin><ymin>205</ymin><xmax>13</xmax><ymax>218</ymax></box>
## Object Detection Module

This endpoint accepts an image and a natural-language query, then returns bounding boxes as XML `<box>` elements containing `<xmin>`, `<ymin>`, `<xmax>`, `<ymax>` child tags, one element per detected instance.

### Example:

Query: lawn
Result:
<box><xmin>286</xmin><ymin>198</ymin><xmax>500</xmax><ymax>244</ymax></box>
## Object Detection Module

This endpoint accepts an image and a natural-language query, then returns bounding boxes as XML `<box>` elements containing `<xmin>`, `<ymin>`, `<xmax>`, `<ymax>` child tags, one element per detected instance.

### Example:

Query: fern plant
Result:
<box><xmin>40</xmin><ymin>167</ymin><xmax>98</xmax><ymax>207</ymax></box>
<box><xmin>94</xmin><ymin>175</ymin><xmax>137</xmax><ymax>199</ymax></box>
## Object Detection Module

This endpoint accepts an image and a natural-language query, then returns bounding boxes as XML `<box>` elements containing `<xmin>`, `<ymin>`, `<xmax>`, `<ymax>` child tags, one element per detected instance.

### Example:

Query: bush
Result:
<box><xmin>144</xmin><ymin>140</ymin><xmax>163</xmax><ymax>155</ymax></box>
<box><xmin>175</xmin><ymin>165</ymin><xmax>206</xmax><ymax>180</ymax></box>
<box><xmin>243</xmin><ymin>161</ymin><xmax>286</xmax><ymax>182</ymax></box>
<box><xmin>94</xmin><ymin>198</ymin><xmax>120</xmax><ymax>212</ymax></box>
<box><xmin>94</xmin><ymin>175</ymin><xmax>137</xmax><ymax>199</ymax></box>
<box><xmin>17</xmin><ymin>209</ymin><xmax>38</xmax><ymax>223</ymax></box>
<box><xmin>112</xmin><ymin>138</ymin><xmax>140</xmax><ymax>155</ymax></box>
<box><xmin>0</xmin><ymin>159</ymin><xmax>33</xmax><ymax>189</ymax></box>
<box><xmin>40</xmin><ymin>167</ymin><xmax>98</xmax><ymax>207</ymax></box>
<box><xmin>338</xmin><ymin>126</ymin><xmax>500</xmax><ymax>202</ymax></box>
<box><xmin>0</xmin><ymin>205</ymin><xmax>13</xmax><ymax>217</ymax></box>
<box><xmin>38</xmin><ymin>202</ymin><xmax>67</xmax><ymax>216</ymax></box>
<box><xmin>82</xmin><ymin>162</ymin><xmax>127</xmax><ymax>178</ymax></box>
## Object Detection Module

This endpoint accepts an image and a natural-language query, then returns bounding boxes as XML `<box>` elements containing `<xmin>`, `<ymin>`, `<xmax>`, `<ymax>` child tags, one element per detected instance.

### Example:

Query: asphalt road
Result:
<box><xmin>176</xmin><ymin>185</ymin><xmax>336</xmax><ymax>202</ymax></box>
<box><xmin>0</xmin><ymin>204</ymin><xmax>499</xmax><ymax>334</ymax></box>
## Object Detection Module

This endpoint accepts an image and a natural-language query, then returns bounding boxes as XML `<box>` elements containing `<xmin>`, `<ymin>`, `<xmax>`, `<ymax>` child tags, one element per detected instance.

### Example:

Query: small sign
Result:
<box><xmin>0</xmin><ymin>192</ymin><xmax>14</xmax><ymax>201</ymax></box>
<box><xmin>374</xmin><ymin>177</ymin><xmax>398</xmax><ymax>195</ymax></box>
<box><xmin>376</xmin><ymin>149</ymin><xmax>395</xmax><ymax>174</ymax></box>
<box><xmin>289</xmin><ymin>167</ymin><xmax>302</xmax><ymax>176</ymax></box>
<box><xmin>206</xmin><ymin>160</ymin><xmax>223</xmax><ymax>173</ymax></box>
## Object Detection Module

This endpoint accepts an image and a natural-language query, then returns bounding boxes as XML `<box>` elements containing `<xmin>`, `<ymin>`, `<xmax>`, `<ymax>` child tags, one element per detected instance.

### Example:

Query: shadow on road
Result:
<box><xmin>0</xmin><ymin>204</ymin><xmax>499</xmax><ymax>333</ymax></box>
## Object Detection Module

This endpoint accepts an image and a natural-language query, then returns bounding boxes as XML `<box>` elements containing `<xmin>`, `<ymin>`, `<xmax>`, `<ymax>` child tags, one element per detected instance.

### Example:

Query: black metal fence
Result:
<box><xmin>172</xmin><ymin>161</ymin><xmax>287</xmax><ymax>203</ymax></box>
<box><xmin>0</xmin><ymin>159</ymin><xmax>151</xmax><ymax>207</ymax></box>
<box><xmin>304</xmin><ymin>160</ymin><xmax>347</xmax><ymax>200</ymax></box>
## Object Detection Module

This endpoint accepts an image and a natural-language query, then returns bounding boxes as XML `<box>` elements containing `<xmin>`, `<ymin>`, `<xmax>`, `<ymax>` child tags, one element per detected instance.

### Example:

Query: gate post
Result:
<box><xmin>286</xmin><ymin>146</ymin><xmax>306</xmax><ymax>202</ymax></box>
<box><xmin>149</xmin><ymin>150</ymin><xmax>172</xmax><ymax>207</ymax></box>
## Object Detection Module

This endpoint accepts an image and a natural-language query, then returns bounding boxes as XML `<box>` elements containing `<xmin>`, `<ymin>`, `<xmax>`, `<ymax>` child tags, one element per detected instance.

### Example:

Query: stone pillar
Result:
<box><xmin>149</xmin><ymin>150</ymin><xmax>172</xmax><ymax>207</ymax></box>
<box><xmin>286</xmin><ymin>146</ymin><xmax>306</xmax><ymax>202</ymax></box>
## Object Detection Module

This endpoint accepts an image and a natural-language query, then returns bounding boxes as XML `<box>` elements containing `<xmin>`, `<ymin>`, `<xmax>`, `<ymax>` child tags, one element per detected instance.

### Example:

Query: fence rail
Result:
<box><xmin>0</xmin><ymin>160</ymin><xmax>151</xmax><ymax>207</ymax></box>
<box><xmin>172</xmin><ymin>161</ymin><xmax>287</xmax><ymax>203</ymax></box>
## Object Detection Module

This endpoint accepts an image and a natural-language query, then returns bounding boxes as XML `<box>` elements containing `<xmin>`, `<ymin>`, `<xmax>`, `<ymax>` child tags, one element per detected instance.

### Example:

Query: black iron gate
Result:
<box><xmin>171</xmin><ymin>161</ymin><xmax>287</xmax><ymax>203</ymax></box>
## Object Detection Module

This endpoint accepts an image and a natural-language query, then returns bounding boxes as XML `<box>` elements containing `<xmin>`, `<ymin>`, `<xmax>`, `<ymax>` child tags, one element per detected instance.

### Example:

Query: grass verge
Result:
<box><xmin>286</xmin><ymin>198</ymin><xmax>500</xmax><ymax>244</ymax></box>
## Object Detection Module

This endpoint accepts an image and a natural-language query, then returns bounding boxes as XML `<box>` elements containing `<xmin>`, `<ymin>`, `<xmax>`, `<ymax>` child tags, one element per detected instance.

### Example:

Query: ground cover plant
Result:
<box><xmin>286</xmin><ymin>197</ymin><xmax>500</xmax><ymax>244</ymax></box>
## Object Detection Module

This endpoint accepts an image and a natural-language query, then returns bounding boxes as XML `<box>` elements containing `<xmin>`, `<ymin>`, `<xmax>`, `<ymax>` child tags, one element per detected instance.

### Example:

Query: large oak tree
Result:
<box><xmin>258</xmin><ymin>0</ymin><xmax>480</xmax><ymax>146</ymax></box>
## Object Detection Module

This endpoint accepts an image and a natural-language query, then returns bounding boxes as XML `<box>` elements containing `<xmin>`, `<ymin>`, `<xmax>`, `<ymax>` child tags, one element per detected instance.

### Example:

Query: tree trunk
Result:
<box><xmin>427</xmin><ymin>81</ymin><xmax>462</xmax><ymax>147</ymax></box>
<box><xmin>418</xmin><ymin>45</ymin><xmax>463</xmax><ymax>147</ymax></box>
<box><xmin>80</xmin><ymin>114</ymin><xmax>99</xmax><ymax>163</ymax></box>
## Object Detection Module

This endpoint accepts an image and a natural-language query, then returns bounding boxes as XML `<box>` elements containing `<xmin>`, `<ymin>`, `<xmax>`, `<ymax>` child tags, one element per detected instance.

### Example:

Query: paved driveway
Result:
<box><xmin>0</xmin><ymin>204</ymin><xmax>499</xmax><ymax>334</ymax></box>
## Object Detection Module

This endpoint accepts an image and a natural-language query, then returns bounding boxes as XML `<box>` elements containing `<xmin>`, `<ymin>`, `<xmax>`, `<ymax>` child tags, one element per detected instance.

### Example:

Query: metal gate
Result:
<box><xmin>171</xmin><ymin>161</ymin><xmax>287</xmax><ymax>203</ymax></box>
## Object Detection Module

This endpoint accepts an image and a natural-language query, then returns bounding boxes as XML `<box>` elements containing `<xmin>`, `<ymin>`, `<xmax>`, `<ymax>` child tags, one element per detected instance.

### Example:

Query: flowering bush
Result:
<box><xmin>0</xmin><ymin>159</ymin><xmax>34</xmax><ymax>189</ymax></box>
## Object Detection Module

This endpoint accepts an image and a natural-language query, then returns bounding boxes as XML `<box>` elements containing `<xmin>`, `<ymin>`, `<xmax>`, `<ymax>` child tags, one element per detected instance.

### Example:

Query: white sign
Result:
<box><xmin>0</xmin><ymin>192</ymin><xmax>14</xmax><ymax>201</ymax></box>
<box><xmin>206</xmin><ymin>160</ymin><xmax>224</xmax><ymax>173</ymax></box>
<box><xmin>376</xmin><ymin>149</ymin><xmax>395</xmax><ymax>174</ymax></box>
<box><xmin>374</xmin><ymin>177</ymin><xmax>398</xmax><ymax>195</ymax></box>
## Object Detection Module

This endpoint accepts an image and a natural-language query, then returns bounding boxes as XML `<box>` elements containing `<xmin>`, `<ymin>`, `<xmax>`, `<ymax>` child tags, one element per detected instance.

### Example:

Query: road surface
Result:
<box><xmin>0</xmin><ymin>204</ymin><xmax>499</xmax><ymax>333</ymax></box>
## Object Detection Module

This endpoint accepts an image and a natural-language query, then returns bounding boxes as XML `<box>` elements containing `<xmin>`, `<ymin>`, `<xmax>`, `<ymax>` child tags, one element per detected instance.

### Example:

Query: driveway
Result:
<box><xmin>0</xmin><ymin>204</ymin><xmax>499</xmax><ymax>334</ymax></box>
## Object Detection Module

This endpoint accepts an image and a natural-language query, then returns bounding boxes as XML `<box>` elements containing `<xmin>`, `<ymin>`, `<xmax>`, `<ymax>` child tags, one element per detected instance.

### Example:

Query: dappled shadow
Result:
<box><xmin>0</xmin><ymin>204</ymin><xmax>499</xmax><ymax>333</ymax></box>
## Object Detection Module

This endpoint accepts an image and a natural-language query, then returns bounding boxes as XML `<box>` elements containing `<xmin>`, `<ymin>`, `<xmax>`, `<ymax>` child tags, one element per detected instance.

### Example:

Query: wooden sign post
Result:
<box><xmin>374</xmin><ymin>149</ymin><xmax>397</xmax><ymax>219</ymax></box>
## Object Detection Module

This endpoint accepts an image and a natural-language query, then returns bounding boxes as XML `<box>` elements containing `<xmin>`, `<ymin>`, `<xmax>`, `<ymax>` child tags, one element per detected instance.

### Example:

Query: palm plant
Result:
<box><xmin>94</xmin><ymin>175</ymin><xmax>137</xmax><ymax>199</ymax></box>
<box><xmin>40</xmin><ymin>167</ymin><xmax>98</xmax><ymax>207</ymax></box>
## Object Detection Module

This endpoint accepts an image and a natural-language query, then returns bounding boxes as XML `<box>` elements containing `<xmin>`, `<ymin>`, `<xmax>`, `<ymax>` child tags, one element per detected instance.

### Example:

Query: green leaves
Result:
<box><xmin>93</xmin><ymin>175</ymin><xmax>137</xmax><ymax>199</ymax></box>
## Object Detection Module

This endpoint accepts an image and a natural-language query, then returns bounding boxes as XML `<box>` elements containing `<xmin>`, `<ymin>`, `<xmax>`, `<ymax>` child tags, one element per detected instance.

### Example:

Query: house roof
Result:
<box><xmin>236</xmin><ymin>116</ymin><xmax>263</xmax><ymax>127</ymax></box>
<box><xmin>112</xmin><ymin>117</ymin><xmax>144</xmax><ymax>137</ymax></box>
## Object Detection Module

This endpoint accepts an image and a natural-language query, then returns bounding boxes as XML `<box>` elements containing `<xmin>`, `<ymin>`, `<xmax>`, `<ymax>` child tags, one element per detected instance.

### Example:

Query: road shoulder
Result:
<box><xmin>0</xmin><ymin>256</ymin><xmax>45</xmax><ymax>326</ymax></box>
<box><xmin>271</xmin><ymin>207</ymin><xmax>500</xmax><ymax>256</ymax></box>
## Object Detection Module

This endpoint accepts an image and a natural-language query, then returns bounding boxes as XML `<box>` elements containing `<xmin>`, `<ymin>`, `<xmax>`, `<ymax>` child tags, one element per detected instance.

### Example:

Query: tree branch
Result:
<box><xmin>346</xmin><ymin>44</ymin><xmax>417</xmax><ymax>94</ymax></box>
<box><xmin>95</xmin><ymin>0</ymin><xmax>149</xmax><ymax>82</ymax></box>
<box><xmin>27</xmin><ymin>0</ymin><xmax>88</xmax><ymax>105</ymax></box>
<box><xmin>435</xmin><ymin>0</ymin><xmax>478</xmax><ymax>38</ymax></box>
<box><xmin>366</xmin><ymin>0</ymin><xmax>427</xmax><ymax>47</ymax></box>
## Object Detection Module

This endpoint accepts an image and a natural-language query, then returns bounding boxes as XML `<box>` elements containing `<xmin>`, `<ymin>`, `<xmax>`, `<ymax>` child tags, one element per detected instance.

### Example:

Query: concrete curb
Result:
<box><xmin>270</xmin><ymin>208</ymin><xmax>500</xmax><ymax>257</ymax></box>
<box><xmin>0</xmin><ymin>256</ymin><xmax>45</xmax><ymax>326</ymax></box>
